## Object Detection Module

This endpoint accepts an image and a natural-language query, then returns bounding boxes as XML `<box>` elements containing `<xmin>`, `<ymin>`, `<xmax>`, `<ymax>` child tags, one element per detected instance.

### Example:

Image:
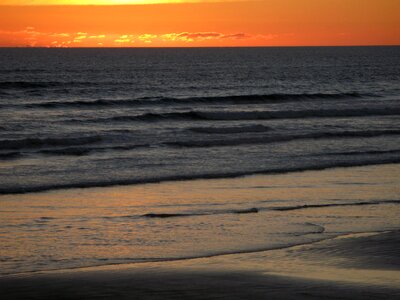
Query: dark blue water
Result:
<box><xmin>0</xmin><ymin>47</ymin><xmax>399</xmax><ymax>194</ymax></box>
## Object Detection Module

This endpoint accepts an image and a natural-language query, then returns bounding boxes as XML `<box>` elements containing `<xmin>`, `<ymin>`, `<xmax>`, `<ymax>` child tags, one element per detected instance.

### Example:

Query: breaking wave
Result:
<box><xmin>1</xmin><ymin>157</ymin><xmax>400</xmax><ymax>194</ymax></box>
<box><xmin>141</xmin><ymin>208</ymin><xmax>259</xmax><ymax>219</ymax></box>
<box><xmin>271</xmin><ymin>200</ymin><xmax>400</xmax><ymax>211</ymax></box>
<box><xmin>110</xmin><ymin>200</ymin><xmax>400</xmax><ymax>220</ymax></box>
<box><xmin>5</xmin><ymin>92</ymin><xmax>373</xmax><ymax>108</ymax></box>
<box><xmin>169</xmin><ymin>130</ymin><xmax>400</xmax><ymax>148</ymax></box>
<box><xmin>92</xmin><ymin>107</ymin><xmax>400</xmax><ymax>123</ymax></box>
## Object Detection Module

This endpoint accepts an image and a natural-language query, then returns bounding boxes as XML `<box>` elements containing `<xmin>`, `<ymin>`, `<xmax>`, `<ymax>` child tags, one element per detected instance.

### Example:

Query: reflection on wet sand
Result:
<box><xmin>0</xmin><ymin>164</ymin><xmax>399</xmax><ymax>279</ymax></box>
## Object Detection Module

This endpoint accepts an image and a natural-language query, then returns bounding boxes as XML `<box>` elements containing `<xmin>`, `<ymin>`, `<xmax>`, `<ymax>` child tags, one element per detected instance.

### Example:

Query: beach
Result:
<box><xmin>1</xmin><ymin>230</ymin><xmax>399</xmax><ymax>299</ymax></box>
<box><xmin>1</xmin><ymin>164</ymin><xmax>399</xmax><ymax>299</ymax></box>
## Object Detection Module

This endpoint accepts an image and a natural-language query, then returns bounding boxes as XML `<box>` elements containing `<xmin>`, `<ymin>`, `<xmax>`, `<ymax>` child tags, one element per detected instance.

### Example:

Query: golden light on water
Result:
<box><xmin>1</xmin><ymin>165</ymin><xmax>399</xmax><ymax>277</ymax></box>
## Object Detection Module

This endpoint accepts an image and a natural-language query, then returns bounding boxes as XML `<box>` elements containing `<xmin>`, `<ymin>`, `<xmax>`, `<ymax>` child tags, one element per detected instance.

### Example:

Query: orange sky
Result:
<box><xmin>0</xmin><ymin>0</ymin><xmax>399</xmax><ymax>47</ymax></box>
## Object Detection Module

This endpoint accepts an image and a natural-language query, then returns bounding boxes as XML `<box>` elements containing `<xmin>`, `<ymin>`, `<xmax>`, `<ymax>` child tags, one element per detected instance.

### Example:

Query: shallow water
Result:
<box><xmin>0</xmin><ymin>164</ymin><xmax>399</xmax><ymax>275</ymax></box>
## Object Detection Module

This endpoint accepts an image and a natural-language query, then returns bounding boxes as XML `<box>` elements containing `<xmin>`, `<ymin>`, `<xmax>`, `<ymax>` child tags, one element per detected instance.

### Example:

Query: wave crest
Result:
<box><xmin>1</xmin><ymin>157</ymin><xmax>400</xmax><ymax>194</ymax></box>
<box><xmin>6</xmin><ymin>91</ymin><xmax>373</xmax><ymax>108</ymax></box>
<box><xmin>169</xmin><ymin>130</ymin><xmax>400</xmax><ymax>148</ymax></box>
<box><xmin>93</xmin><ymin>107</ymin><xmax>400</xmax><ymax>123</ymax></box>
<box><xmin>189</xmin><ymin>125</ymin><xmax>270</xmax><ymax>134</ymax></box>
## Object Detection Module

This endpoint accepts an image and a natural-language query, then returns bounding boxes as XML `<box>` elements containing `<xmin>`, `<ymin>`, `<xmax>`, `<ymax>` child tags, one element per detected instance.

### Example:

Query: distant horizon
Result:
<box><xmin>1</xmin><ymin>45</ymin><xmax>399</xmax><ymax>49</ymax></box>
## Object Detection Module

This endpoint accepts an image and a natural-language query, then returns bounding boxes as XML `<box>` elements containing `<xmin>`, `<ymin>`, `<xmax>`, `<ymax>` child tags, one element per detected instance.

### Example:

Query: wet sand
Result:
<box><xmin>1</xmin><ymin>230</ymin><xmax>399</xmax><ymax>299</ymax></box>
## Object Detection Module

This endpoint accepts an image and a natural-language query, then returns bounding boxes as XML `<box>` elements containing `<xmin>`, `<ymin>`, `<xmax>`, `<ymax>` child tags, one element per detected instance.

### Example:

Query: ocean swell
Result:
<box><xmin>0</xmin><ymin>135</ymin><xmax>102</xmax><ymax>151</ymax></box>
<box><xmin>5</xmin><ymin>92</ymin><xmax>372</xmax><ymax>108</ymax></box>
<box><xmin>1</xmin><ymin>157</ymin><xmax>399</xmax><ymax>195</ymax></box>
<box><xmin>91</xmin><ymin>107</ymin><xmax>400</xmax><ymax>123</ymax></box>
<box><xmin>169</xmin><ymin>130</ymin><xmax>400</xmax><ymax>148</ymax></box>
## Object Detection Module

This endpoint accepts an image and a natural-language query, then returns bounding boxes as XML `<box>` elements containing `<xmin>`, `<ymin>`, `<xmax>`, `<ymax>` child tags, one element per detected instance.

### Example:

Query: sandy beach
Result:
<box><xmin>1</xmin><ymin>230</ymin><xmax>399</xmax><ymax>299</ymax></box>
<box><xmin>1</xmin><ymin>164</ymin><xmax>400</xmax><ymax>299</ymax></box>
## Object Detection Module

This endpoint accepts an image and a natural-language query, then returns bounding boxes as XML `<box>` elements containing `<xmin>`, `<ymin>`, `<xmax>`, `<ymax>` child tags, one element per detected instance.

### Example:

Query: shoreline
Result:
<box><xmin>0</xmin><ymin>229</ymin><xmax>393</xmax><ymax>279</ymax></box>
<box><xmin>1</xmin><ymin>163</ymin><xmax>399</xmax><ymax>277</ymax></box>
<box><xmin>1</xmin><ymin>159</ymin><xmax>400</xmax><ymax>195</ymax></box>
<box><xmin>1</xmin><ymin>163</ymin><xmax>399</xmax><ymax>299</ymax></box>
<box><xmin>1</xmin><ymin>230</ymin><xmax>399</xmax><ymax>299</ymax></box>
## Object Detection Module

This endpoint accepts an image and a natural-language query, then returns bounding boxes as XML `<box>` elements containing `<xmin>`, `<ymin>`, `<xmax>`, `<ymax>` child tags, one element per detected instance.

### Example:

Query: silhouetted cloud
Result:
<box><xmin>0</xmin><ymin>28</ymin><xmax>278</xmax><ymax>47</ymax></box>
<box><xmin>161</xmin><ymin>32</ymin><xmax>256</xmax><ymax>42</ymax></box>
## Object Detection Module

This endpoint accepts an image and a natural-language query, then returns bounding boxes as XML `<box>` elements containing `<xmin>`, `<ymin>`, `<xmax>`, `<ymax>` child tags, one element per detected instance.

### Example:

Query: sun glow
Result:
<box><xmin>1</xmin><ymin>0</ymin><xmax>399</xmax><ymax>47</ymax></box>
<box><xmin>0</xmin><ymin>0</ymin><xmax>226</xmax><ymax>4</ymax></box>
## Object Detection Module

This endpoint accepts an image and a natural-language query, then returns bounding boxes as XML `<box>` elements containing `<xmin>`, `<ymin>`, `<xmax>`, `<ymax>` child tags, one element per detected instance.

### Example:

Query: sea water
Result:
<box><xmin>0</xmin><ymin>47</ymin><xmax>399</xmax><ymax>274</ymax></box>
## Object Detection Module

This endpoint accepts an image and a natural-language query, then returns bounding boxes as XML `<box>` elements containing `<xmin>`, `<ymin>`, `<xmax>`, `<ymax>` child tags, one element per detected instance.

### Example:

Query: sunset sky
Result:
<box><xmin>0</xmin><ymin>0</ymin><xmax>399</xmax><ymax>47</ymax></box>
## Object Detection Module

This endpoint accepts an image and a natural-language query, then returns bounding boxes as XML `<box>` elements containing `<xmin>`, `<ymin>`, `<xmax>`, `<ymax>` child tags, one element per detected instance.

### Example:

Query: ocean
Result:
<box><xmin>0</xmin><ymin>46</ymin><xmax>399</xmax><ymax>275</ymax></box>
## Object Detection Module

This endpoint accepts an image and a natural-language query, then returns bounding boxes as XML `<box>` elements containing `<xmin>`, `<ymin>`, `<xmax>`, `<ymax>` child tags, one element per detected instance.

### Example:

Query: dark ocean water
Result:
<box><xmin>0</xmin><ymin>46</ymin><xmax>399</xmax><ymax>194</ymax></box>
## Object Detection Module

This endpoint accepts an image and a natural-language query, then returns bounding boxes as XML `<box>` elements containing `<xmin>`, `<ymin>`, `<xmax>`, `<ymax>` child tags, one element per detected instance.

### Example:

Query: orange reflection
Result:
<box><xmin>0</xmin><ymin>165</ymin><xmax>399</xmax><ymax>276</ymax></box>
